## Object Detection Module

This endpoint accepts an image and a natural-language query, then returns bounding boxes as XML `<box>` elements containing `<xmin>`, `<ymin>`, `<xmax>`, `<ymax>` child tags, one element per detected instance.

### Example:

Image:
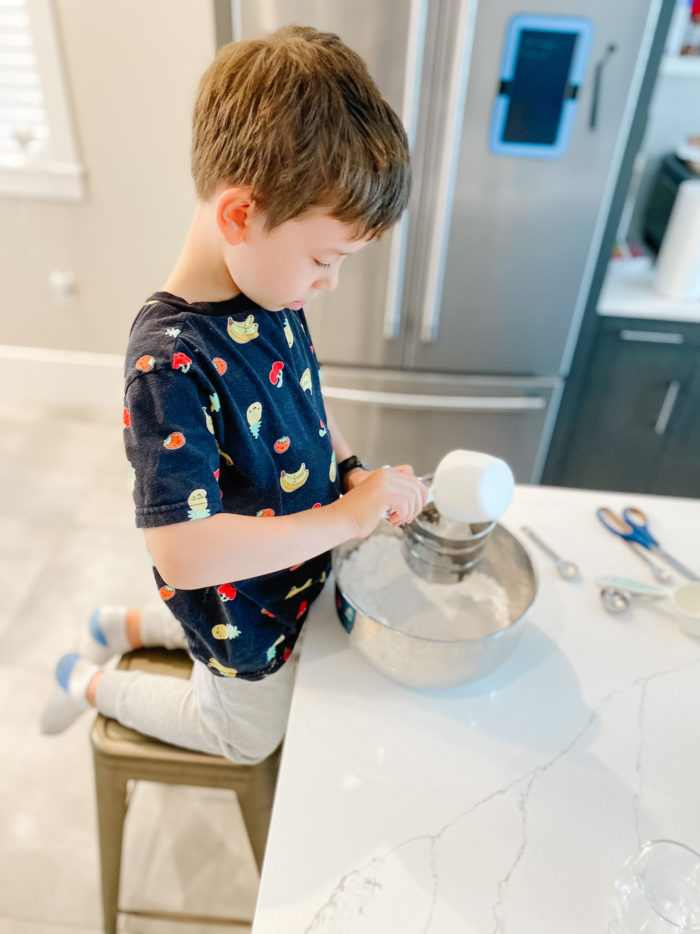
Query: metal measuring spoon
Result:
<box><xmin>600</xmin><ymin>587</ymin><xmax>632</xmax><ymax>613</ymax></box>
<box><xmin>599</xmin><ymin>586</ymin><xmax>666</xmax><ymax>614</ymax></box>
<box><xmin>521</xmin><ymin>527</ymin><xmax>580</xmax><ymax>580</ymax></box>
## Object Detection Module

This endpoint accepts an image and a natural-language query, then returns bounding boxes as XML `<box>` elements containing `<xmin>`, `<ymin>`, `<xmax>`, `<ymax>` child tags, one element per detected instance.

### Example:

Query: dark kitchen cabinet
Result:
<box><xmin>550</xmin><ymin>316</ymin><xmax>700</xmax><ymax>496</ymax></box>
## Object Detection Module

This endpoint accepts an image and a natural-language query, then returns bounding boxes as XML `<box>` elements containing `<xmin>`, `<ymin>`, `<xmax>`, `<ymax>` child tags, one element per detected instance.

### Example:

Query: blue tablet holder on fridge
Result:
<box><xmin>489</xmin><ymin>14</ymin><xmax>593</xmax><ymax>159</ymax></box>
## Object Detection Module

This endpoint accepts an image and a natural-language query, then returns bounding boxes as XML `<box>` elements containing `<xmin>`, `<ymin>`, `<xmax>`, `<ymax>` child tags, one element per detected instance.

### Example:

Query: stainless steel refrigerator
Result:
<box><xmin>224</xmin><ymin>0</ymin><xmax>670</xmax><ymax>480</ymax></box>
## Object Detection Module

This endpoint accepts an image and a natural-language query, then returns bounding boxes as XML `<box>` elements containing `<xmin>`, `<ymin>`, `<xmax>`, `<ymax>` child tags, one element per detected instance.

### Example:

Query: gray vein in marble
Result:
<box><xmin>633</xmin><ymin>679</ymin><xmax>649</xmax><ymax>852</ymax></box>
<box><xmin>425</xmin><ymin>839</ymin><xmax>439</xmax><ymax>933</ymax></box>
<box><xmin>303</xmin><ymin>658</ymin><xmax>699</xmax><ymax>933</ymax></box>
<box><xmin>489</xmin><ymin>660</ymin><xmax>697</xmax><ymax>933</ymax></box>
<box><xmin>492</xmin><ymin>778</ymin><xmax>536</xmax><ymax>934</ymax></box>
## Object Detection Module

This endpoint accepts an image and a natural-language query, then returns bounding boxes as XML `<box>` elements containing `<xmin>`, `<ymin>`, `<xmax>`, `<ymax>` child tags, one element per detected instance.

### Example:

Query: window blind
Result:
<box><xmin>0</xmin><ymin>0</ymin><xmax>84</xmax><ymax>199</ymax></box>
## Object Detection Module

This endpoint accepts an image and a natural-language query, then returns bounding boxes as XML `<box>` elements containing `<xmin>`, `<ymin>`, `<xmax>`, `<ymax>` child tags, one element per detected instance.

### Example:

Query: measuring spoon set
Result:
<box><xmin>518</xmin><ymin>507</ymin><xmax>700</xmax><ymax>635</ymax></box>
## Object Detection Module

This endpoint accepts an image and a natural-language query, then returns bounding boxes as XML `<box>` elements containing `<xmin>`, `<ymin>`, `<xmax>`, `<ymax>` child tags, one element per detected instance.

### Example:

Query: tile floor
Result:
<box><xmin>0</xmin><ymin>401</ymin><xmax>258</xmax><ymax>933</ymax></box>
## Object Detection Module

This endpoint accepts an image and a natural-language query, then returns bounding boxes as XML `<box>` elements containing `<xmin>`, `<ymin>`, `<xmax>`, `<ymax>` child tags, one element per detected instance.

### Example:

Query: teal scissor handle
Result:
<box><xmin>596</xmin><ymin>506</ymin><xmax>658</xmax><ymax>551</ymax></box>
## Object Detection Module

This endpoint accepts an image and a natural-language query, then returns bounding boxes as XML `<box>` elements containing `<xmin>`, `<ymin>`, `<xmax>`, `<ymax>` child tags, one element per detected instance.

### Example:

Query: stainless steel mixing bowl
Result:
<box><xmin>332</xmin><ymin>522</ymin><xmax>538</xmax><ymax>689</ymax></box>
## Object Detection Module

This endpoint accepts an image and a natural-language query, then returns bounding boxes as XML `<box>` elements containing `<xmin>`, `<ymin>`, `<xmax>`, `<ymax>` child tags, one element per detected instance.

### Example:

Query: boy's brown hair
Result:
<box><xmin>191</xmin><ymin>25</ymin><xmax>410</xmax><ymax>239</ymax></box>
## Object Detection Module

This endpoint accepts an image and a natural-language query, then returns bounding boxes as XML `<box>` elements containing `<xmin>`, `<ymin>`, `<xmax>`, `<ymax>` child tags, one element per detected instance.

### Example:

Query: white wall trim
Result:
<box><xmin>0</xmin><ymin>344</ymin><xmax>124</xmax><ymax>411</ymax></box>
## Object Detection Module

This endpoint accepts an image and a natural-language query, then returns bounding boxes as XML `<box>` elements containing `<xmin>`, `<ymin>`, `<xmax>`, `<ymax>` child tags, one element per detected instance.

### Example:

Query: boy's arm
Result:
<box><xmin>144</xmin><ymin>502</ymin><xmax>354</xmax><ymax>590</ymax></box>
<box><xmin>144</xmin><ymin>466</ymin><xmax>428</xmax><ymax>591</ymax></box>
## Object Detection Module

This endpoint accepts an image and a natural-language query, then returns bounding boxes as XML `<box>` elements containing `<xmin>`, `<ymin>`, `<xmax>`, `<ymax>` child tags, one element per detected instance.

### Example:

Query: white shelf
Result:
<box><xmin>598</xmin><ymin>262</ymin><xmax>700</xmax><ymax>323</ymax></box>
<box><xmin>660</xmin><ymin>54</ymin><xmax>700</xmax><ymax>78</ymax></box>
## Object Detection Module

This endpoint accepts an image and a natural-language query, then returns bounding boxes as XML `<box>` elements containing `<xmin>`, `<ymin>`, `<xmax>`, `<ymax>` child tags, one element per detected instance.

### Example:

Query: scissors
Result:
<box><xmin>597</xmin><ymin>506</ymin><xmax>699</xmax><ymax>581</ymax></box>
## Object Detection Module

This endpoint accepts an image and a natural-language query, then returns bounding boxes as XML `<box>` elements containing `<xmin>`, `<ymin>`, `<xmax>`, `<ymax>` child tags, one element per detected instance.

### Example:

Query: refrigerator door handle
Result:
<box><xmin>419</xmin><ymin>0</ymin><xmax>478</xmax><ymax>343</ymax></box>
<box><xmin>382</xmin><ymin>0</ymin><xmax>428</xmax><ymax>340</ymax></box>
<box><xmin>322</xmin><ymin>385</ymin><xmax>546</xmax><ymax>412</ymax></box>
<box><xmin>382</xmin><ymin>215</ymin><xmax>410</xmax><ymax>340</ymax></box>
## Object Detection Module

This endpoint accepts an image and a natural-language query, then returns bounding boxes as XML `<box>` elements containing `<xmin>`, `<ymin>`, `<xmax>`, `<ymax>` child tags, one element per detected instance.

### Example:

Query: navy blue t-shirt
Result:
<box><xmin>123</xmin><ymin>291</ymin><xmax>341</xmax><ymax>679</ymax></box>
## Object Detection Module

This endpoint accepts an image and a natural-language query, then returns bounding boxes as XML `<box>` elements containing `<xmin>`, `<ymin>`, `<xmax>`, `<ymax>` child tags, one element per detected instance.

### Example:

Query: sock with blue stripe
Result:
<box><xmin>83</xmin><ymin>605</ymin><xmax>188</xmax><ymax>664</ymax></box>
<box><xmin>39</xmin><ymin>653</ymin><xmax>100</xmax><ymax>735</ymax></box>
<box><xmin>84</xmin><ymin>606</ymin><xmax>133</xmax><ymax>663</ymax></box>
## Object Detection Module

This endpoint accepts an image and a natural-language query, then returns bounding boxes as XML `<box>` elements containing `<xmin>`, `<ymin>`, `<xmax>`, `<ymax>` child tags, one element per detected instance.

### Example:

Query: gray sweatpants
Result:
<box><xmin>95</xmin><ymin>649</ymin><xmax>297</xmax><ymax>765</ymax></box>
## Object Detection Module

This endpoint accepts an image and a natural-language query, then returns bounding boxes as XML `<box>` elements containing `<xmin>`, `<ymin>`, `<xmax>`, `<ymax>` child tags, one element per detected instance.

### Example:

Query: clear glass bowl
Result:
<box><xmin>611</xmin><ymin>840</ymin><xmax>700</xmax><ymax>933</ymax></box>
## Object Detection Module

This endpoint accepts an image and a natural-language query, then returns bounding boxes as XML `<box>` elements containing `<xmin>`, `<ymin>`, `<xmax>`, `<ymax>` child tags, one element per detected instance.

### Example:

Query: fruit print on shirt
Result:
<box><xmin>163</xmin><ymin>432</ymin><xmax>185</xmax><ymax>450</ymax></box>
<box><xmin>217</xmin><ymin>583</ymin><xmax>237</xmax><ymax>602</ymax></box>
<box><xmin>269</xmin><ymin>361</ymin><xmax>284</xmax><ymax>387</ymax></box>
<box><xmin>187</xmin><ymin>488</ymin><xmax>210</xmax><ymax>519</ymax></box>
<box><xmin>208</xmin><ymin>658</ymin><xmax>238</xmax><ymax>677</ymax></box>
<box><xmin>247</xmin><ymin>401</ymin><xmax>262</xmax><ymax>438</ymax></box>
<box><xmin>283</xmin><ymin>315</ymin><xmax>294</xmax><ymax>348</ymax></box>
<box><xmin>286</xmin><ymin>578</ymin><xmax>312</xmax><ymax>598</ymax></box>
<box><xmin>212</xmin><ymin>622</ymin><xmax>241</xmax><ymax>640</ymax></box>
<box><xmin>227</xmin><ymin>315</ymin><xmax>259</xmax><ymax>344</ymax></box>
<box><xmin>136</xmin><ymin>355</ymin><xmax>154</xmax><ymax>372</ymax></box>
<box><xmin>299</xmin><ymin>367</ymin><xmax>312</xmax><ymax>393</ymax></box>
<box><xmin>280</xmin><ymin>463</ymin><xmax>309</xmax><ymax>492</ymax></box>
<box><xmin>172</xmin><ymin>352</ymin><xmax>192</xmax><ymax>372</ymax></box>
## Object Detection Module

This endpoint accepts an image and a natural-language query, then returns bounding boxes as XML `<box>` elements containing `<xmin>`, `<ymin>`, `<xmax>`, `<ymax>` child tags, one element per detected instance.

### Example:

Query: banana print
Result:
<box><xmin>283</xmin><ymin>315</ymin><xmax>294</xmax><ymax>348</ymax></box>
<box><xmin>227</xmin><ymin>314</ymin><xmax>259</xmax><ymax>344</ymax></box>
<box><xmin>299</xmin><ymin>367</ymin><xmax>313</xmax><ymax>393</ymax></box>
<box><xmin>280</xmin><ymin>462</ymin><xmax>309</xmax><ymax>492</ymax></box>
<box><xmin>208</xmin><ymin>658</ymin><xmax>238</xmax><ymax>677</ymax></box>
<box><xmin>285</xmin><ymin>578</ymin><xmax>313</xmax><ymax>599</ymax></box>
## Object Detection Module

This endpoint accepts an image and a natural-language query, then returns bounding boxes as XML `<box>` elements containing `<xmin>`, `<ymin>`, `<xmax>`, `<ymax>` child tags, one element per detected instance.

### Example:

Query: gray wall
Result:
<box><xmin>0</xmin><ymin>1</ymin><xmax>216</xmax><ymax>355</ymax></box>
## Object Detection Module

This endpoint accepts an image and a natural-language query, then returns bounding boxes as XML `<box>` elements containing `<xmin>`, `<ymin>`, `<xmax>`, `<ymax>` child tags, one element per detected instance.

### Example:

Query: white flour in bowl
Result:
<box><xmin>336</xmin><ymin>534</ymin><xmax>510</xmax><ymax>640</ymax></box>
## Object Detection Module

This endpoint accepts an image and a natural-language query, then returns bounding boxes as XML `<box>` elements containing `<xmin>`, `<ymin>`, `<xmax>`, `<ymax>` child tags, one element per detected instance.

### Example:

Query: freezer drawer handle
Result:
<box><xmin>619</xmin><ymin>329</ymin><xmax>685</xmax><ymax>345</ymax></box>
<box><xmin>322</xmin><ymin>385</ymin><xmax>546</xmax><ymax>412</ymax></box>
<box><xmin>653</xmin><ymin>380</ymin><xmax>681</xmax><ymax>436</ymax></box>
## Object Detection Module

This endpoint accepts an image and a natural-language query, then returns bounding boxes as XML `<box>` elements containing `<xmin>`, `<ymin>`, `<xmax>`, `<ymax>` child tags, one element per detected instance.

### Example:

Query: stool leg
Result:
<box><xmin>92</xmin><ymin>755</ymin><xmax>128</xmax><ymax>934</ymax></box>
<box><xmin>235</xmin><ymin>745</ymin><xmax>281</xmax><ymax>873</ymax></box>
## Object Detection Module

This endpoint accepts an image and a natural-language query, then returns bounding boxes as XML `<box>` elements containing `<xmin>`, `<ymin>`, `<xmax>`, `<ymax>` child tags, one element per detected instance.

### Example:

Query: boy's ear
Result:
<box><xmin>215</xmin><ymin>188</ymin><xmax>254</xmax><ymax>246</ymax></box>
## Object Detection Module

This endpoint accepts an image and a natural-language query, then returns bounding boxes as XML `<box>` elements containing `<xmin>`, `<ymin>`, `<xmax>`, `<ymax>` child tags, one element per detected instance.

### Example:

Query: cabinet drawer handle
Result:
<box><xmin>619</xmin><ymin>329</ymin><xmax>684</xmax><ymax>345</ymax></box>
<box><xmin>654</xmin><ymin>380</ymin><xmax>681</xmax><ymax>436</ymax></box>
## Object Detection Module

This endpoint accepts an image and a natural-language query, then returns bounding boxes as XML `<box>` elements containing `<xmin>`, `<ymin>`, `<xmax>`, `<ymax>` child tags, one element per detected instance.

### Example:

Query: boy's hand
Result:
<box><xmin>339</xmin><ymin>465</ymin><xmax>429</xmax><ymax>539</ymax></box>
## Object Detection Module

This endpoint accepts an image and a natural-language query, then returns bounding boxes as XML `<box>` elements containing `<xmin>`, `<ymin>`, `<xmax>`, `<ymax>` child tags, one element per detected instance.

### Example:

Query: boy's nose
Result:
<box><xmin>313</xmin><ymin>268</ymin><xmax>339</xmax><ymax>292</ymax></box>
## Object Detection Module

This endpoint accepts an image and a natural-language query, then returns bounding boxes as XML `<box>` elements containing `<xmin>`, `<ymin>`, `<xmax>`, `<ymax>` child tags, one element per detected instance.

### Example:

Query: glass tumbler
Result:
<box><xmin>611</xmin><ymin>840</ymin><xmax>700</xmax><ymax>933</ymax></box>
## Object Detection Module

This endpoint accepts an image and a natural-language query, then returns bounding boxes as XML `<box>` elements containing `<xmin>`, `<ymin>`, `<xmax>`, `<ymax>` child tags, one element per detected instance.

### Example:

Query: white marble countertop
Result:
<box><xmin>598</xmin><ymin>263</ymin><xmax>700</xmax><ymax>323</ymax></box>
<box><xmin>252</xmin><ymin>485</ymin><xmax>700</xmax><ymax>934</ymax></box>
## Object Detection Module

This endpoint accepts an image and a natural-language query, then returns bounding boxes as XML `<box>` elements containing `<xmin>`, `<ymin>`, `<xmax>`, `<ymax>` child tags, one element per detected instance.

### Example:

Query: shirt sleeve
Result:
<box><xmin>123</xmin><ymin>350</ymin><xmax>224</xmax><ymax>528</ymax></box>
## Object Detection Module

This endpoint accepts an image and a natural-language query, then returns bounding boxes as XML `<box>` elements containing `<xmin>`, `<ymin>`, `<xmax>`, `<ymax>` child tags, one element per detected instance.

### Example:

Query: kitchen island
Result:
<box><xmin>252</xmin><ymin>485</ymin><xmax>700</xmax><ymax>933</ymax></box>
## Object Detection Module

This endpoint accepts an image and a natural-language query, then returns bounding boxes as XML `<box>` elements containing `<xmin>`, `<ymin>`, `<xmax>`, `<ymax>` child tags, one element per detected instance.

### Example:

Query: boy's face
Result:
<box><xmin>222</xmin><ymin>201</ymin><xmax>371</xmax><ymax>312</ymax></box>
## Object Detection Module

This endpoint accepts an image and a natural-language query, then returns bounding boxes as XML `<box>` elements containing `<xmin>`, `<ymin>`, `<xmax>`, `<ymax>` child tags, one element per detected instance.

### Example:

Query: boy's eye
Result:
<box><xmin>314</xmin><ymin>260</ymin><xmax>331</xmax><ymax>270</ymax></box>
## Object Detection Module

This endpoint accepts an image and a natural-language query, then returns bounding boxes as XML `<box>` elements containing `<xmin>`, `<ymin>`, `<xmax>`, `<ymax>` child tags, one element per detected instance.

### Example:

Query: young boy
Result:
<box><xmin>41</xmin><ymin>25</ymin><xmax>428</xmax><ymax>764</ymax></box>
